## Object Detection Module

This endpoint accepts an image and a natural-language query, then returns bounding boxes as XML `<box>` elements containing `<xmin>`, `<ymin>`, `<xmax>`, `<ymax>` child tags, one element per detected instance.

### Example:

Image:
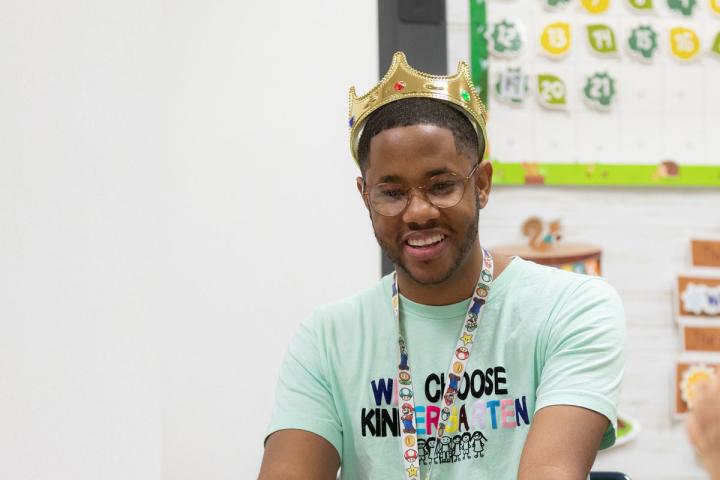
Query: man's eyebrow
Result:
<box><xmin>425</xmin><ymin>167</ymin><xmax>452</xmax><ymax>177</ymax></box>
<box><xmin>378</xmin><ymin>174</ymin><xmax>403</xmax><ymax>183</ymax></box>
<box><xmin>378</xmin><ymin>168</ymin><xmax>453</xmax><ymax>184</ymax></box>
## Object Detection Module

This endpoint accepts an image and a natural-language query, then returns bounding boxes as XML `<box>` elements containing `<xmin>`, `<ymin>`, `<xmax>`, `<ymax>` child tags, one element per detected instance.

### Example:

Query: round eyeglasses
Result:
<box><xmin>362</xmin><ymin>163</ymin><xmax>480</xmax><ymax>217</ymax></box>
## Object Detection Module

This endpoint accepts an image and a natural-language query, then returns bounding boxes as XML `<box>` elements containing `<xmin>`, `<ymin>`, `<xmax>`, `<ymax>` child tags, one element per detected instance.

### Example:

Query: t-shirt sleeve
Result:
<box><xmin>535</xmin><ymin>277</ymin><xmax>626</xmax><ymax>450</ymax></box>
<box><xmin>265</xmin><ymin>310</ymin><xmax>343</xmax><ymax>459</ymax></box>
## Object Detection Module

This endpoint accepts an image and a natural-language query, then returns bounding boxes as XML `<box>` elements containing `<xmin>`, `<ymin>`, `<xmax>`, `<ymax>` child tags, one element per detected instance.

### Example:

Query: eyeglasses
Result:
<box><xmin>362</xmin><ymin>163</ymin><xmax>480</xmax><ymax>217</ymax></box>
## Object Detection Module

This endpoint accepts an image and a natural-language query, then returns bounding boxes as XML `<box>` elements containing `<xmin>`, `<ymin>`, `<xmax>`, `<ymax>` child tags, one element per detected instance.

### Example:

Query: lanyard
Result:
<box><xmin>392</xmin><ymin>248</ymin><xmax>494</xmax><ymax>480</ymax></box>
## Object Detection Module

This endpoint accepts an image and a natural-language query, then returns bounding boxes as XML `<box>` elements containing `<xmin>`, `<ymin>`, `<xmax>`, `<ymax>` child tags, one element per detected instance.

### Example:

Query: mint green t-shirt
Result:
<box><xmin>267</xmin><ymin>257</ymin><xmax>625</xmax><ymax>479</ymax></box>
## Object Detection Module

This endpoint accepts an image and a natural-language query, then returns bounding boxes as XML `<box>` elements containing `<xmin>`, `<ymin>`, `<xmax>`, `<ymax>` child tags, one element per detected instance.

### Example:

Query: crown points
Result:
<box><xmin>348</xmin><ymin>51</ymin><xmax>488</xmax><ymax>166</ymax></box>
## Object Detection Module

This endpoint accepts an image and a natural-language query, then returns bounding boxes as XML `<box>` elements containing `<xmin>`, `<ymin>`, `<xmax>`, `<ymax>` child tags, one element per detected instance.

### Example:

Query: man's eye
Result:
<box><xmin>381</xmin><ymin>189</ymin><xmax>405</xmax><ymax>199</ymax></box>
<box><xmin>429</xmin><ymin>181</ymin><xmax>459</xmax><ymax>195</ymax></box>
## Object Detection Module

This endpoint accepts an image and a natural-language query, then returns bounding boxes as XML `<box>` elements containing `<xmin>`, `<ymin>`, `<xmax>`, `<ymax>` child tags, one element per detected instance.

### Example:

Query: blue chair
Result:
<box><xmin>590</xmin><ymin>473</ymin><xmax>631</xmax><ymax>480</ymax></box>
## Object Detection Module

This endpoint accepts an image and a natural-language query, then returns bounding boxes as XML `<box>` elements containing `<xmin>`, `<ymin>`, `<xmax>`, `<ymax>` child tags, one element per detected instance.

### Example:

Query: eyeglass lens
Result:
<box><xmin>368</xmin><ymin>173</ymin><xmax>467</xmax><ymax>216</ymax></box>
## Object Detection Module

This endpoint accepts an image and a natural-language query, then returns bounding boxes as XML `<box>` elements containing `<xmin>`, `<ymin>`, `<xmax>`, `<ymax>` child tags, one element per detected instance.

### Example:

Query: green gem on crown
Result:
<box><xmin>461</xmin><ymin>89</ymin><xmax>471</xmax><ymax>102</ymax></box>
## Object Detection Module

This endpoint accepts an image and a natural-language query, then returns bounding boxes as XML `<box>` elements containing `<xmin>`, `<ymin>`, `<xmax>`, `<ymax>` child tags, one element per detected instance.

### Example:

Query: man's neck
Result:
<box><xmin>396</xmin><ymin>247</ymin><xmax>512</xmax><ymax>306</ymax></box>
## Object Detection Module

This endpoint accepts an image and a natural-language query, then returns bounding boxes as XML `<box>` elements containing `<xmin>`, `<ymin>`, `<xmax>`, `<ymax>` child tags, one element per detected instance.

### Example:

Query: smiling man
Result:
<box><xmin>259</xmin><ymin>52</ymin><xmax>625</xmax><ymax>480</ymax></box>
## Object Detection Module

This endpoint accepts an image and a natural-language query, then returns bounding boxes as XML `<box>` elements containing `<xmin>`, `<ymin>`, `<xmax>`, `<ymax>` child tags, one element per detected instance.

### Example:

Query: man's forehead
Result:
<box><xmin>363</xmin><ymin>125</ymin><xmax>467</xmax><ymax>179</ymax></box>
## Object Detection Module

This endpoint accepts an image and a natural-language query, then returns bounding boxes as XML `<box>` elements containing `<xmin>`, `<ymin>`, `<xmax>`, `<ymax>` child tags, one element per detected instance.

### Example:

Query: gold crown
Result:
<box><xmin>348</xmin><ymin>51</ymin><xmax>488</xmax><ymax>166</ymax></box>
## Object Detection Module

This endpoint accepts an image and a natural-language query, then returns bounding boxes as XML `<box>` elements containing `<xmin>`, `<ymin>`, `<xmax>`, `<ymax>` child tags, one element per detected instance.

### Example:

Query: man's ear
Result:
<box><xmin>474</xmin><ymin>159</ymin><xmax>493</xmax><ymax>209</ymax></box>
<box><xmin>356</xmin><ymin>176</ymin><xmax>370</xmax><ymax>211</ymax></box>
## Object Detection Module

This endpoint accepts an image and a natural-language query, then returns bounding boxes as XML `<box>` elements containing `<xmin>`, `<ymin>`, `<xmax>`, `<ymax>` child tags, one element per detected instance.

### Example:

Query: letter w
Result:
<box><xmin>371</xmin><ymin>378</ymin><xmax>394</xmax><ymax>406</ymax></box>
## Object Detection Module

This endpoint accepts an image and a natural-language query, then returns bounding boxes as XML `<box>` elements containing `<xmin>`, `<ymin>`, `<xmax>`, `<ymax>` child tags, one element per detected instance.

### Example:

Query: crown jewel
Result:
<box><xmin>348</xmin><ymin>52</ymin><xmax>488</xmax><ymax>166</ymax></box>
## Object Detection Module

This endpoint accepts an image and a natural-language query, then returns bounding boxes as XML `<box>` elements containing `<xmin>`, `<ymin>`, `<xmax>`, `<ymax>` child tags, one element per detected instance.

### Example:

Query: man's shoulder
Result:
<box><xmin>515</xmin><ymin>257</ymin><xmax>613</xmax><ymax>290</ymax></box>
<box><xmin>505</xmin><ymin>257</ymin><xmax>621</xmax><ymax>310</ymax></box>
<box><xmin>304</xmin><ymin>275</ymin><xmax>391</xmax><ymax>330</ymax></box>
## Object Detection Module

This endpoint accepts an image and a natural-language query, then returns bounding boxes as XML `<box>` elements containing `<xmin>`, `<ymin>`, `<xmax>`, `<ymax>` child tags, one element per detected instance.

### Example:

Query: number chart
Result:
<box><xmin>465</xmin><ymin>0</ymin><xmax>720</xmax><ymax>186</ymax></box>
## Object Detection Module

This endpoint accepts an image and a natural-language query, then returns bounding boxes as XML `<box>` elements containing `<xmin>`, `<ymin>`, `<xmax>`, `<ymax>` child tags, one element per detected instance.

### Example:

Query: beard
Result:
<box><xmin>373</xmin><ymin>191</ymin><xmax>481</xmax><ymax>285</ymax></box>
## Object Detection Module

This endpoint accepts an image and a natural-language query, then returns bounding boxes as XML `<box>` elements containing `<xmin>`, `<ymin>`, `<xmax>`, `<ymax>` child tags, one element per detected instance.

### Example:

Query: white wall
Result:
<box><xmin>0</xmin><ymin>1</ymin><xmax>378</xmax><ymax>479</ymax></box>
<box><xmin>161</xmin><ymin>2</ymin><xmax>379</xmax><ymax>478</ymax></box>
<box><xmin>0</xmin><ymin>1</ymin><xmax>162</xmax><ymax>479</ymax></box>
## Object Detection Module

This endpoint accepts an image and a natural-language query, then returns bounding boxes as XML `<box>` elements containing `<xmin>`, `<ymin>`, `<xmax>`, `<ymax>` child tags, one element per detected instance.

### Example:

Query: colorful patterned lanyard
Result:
<box><xmin>392</xmin><ymin>248</ymin><xmax>494</xmax><ymax>480</ymax></box>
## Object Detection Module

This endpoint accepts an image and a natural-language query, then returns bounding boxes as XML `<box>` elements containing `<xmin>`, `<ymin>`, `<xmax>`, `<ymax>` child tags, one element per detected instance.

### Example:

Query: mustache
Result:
<box><xmin>406</xmin><ymin>220</ymin><xmax>441</xmax><ymax>231</ymax></box>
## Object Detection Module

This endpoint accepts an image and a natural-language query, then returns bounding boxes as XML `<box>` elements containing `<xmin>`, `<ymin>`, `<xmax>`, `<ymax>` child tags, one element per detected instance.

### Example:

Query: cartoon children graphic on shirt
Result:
<box><xmin>429</xmin><ymin>438</ymin><xmax>440</xmax><ymax>465</ymax></box>
<box><xmin>472</xmin><ymin>431</ymin><xmax>488</xmax><ymax>458</ymax></box>
<box><xmin>417</xmin><ymin>438</ymin><xmax>427</xmax><ymax>465</ymax></box>
<box><xmin>401</xmin><ymin>402</ymin><xmax>416</xmax><ymax>434</ymax></box>
<box><xmin>452</xmin><ymin>435</ymin><xmax>462</xmax><ymax>462</ymax></box>
<box><xmin>440</xmin><ymin>436</ymin><xmax>452</xmax><ymax>463</ymax></box>
<box><xmin>461</xmin><ymin>432</ymin><xmax>472</xmax><ymax>460</ymax></box>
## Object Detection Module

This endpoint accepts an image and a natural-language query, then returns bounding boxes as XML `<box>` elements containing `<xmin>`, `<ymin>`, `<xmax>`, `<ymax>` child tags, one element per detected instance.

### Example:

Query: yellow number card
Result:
<box><xmin>541</xmin><ymin>22</ymin><xmax>572</xmax><ymax>58</ymax></box>
<box><xmin>580</xmin><ymin>0</ymin><xmax>611</xmax><ymax>14</ymax></box>
<box><xmin>669</xmin><ymin>27</ymin><xmax>700</xmax><ymax>61</ymax></box>
<box><xmin>711</xmin><ymin>0</ymin><xmax>720</xmax><ymax>15</ymax></box>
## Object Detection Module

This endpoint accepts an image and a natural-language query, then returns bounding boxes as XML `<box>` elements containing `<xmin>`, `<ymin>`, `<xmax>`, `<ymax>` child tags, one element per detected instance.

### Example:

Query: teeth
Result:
<box><xmin>408</xmin><ymin>234</ymin><xmax>445</xmax><ymax>247</ymax></box>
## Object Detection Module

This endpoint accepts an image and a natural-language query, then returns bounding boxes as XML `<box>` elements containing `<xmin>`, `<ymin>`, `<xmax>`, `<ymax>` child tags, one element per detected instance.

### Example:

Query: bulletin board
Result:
<box><xmin>468</xmin><ymin>0</ymin><xmax>720</xmax><ymax>186</ymax></box>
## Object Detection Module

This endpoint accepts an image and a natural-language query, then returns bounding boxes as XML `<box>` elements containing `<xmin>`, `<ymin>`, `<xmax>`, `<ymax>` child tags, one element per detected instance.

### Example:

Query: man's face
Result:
<box><xmin>357</xmin><ymin>124</ymin><xmax>491</xmax><ymax>286</ymax></box>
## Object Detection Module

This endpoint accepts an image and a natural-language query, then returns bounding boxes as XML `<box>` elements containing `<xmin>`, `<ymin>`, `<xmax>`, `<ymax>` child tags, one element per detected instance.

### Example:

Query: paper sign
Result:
<box><xmin>587</xmin><ymin>24</ymin><xmax>619</xmax><ymax>54</ymax></box>
<box><xmin>675</xmin><ymin>361</ymin><xmax>719</xmax><ymax>415</ymax></box>
<box><xmin>627</xmin><ymin>25</ymin><xmax>659</xmax><ymax>61</ymax></box>
<box><xmin>667</xmin><ymin>0</ymin><xmax>698</xmax><ymax>16</ymax></box>
<box><xmin>627</xmin><ymin>0</ymin><xmax>654</xmax><ymax>11</ymax></box>
<box><xmin>583</xmin><ymin>72</ymin><xmax>617</xmax><ymax>110</ymax></box>
<box><xmin>581</xmin><ymin>0</ymin><xmax>611</xmax><ymax>14</ymax></box>
<box><xmin>683</xmin><ymin>324</ymin><xmax>720</xmax><ymax>352</ymax></box>
<box><xmin>691</xmin><ymin>239</ymin><xmax>720</xmax><ymax>267</ymax></box>
<box><xmin>677</xmin><ymin>275</ymin><xmax>720</xmax><ymax>318</ymax></box>
<box><xmin>489</xmin><ymin>19</ymin><xmax>524</xmax><ymax>58</ymax></box>
<box><xmin>712</xmin><ymin>33</ymin><xmax>720</xmax><ymax>57</ymax></box>
<box><xmin>536</xmin><ymin>74</ymin><xmax>568</xmax><ymax>109</ymax></box>
<box><xmin>541</xmin><ymin>22</ymin><xmax>572</xmax><ymax>59</ymax></box>
<box><xmin>670</xmin><ymin>27</ymin><xmax>701</xmax><ymax>61</ymax></box>
<box><xmin>712</xmin><ymin>0</ymin><xmax>720</xmax><ymax>15</ymax></box>
<box><xmin>542</xmin><ymin>0</ymin><xmax>571</xmax><ymax>10</ymax></box>
<box><xmin>494</xmin><ymin>67</ymin><xmax>529</xmax><ymax>105</ymax></box>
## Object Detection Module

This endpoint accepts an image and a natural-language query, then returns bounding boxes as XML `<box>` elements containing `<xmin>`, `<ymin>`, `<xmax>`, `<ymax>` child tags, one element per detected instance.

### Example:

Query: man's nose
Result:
<box><xmin>402</xmin><ymin>189</ymin><xmax>440</xmax><ymax>224</ymax></box>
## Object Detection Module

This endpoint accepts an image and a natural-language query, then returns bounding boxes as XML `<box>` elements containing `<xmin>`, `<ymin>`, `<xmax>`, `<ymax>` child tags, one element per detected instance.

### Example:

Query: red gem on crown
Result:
<box><xmin>394</xmin><ymin>81</ymin><xmax>406</xmax><ymax>91</ymax></box>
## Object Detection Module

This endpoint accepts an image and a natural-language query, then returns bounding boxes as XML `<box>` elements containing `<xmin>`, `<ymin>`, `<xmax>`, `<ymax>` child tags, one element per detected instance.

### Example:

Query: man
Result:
<box><xmin>259</xmin><ymin>52</ymin><xmax>625</xmax><ymax>480</ymax></box>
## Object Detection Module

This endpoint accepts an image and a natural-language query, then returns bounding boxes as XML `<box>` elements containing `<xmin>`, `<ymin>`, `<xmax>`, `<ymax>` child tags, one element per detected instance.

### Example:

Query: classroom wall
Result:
<box><xmin>478</xmin><ymin>187</ymin><xmax>719</xmax><ymax>480</ymax></box>
<box><xmin>448</xmin><ymin>3</ymin><xmax>720</xmax><ymax>478</ymax></box>
<box><xmin>0</xmin><ymin>2</ymin><xmax>162</xmax><ymax>479</ymax></box>
<box><xmin>2</xmin><ymin>1</ymin><xmax>718</xmax><ymax>480</ymax></box>
<box><xmin>1</xmin><ymin>1</ymin><xmax>379</xmax><ymax>479</ymax></box>
<box><xmin>161</xmin><ymin>2</ymin><xmax>379</xmax><ymax>478</ymax></box>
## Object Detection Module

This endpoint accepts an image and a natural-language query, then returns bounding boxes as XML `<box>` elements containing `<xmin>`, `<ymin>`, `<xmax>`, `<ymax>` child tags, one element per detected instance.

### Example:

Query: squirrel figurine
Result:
<box><xmin>522</xmin><ymin>217</ymin><xmax>562</xmax><ymax>252</ymax></box>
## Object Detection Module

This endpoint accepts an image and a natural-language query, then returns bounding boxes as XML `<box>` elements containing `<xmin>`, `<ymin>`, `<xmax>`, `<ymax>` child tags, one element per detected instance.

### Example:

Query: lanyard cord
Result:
<box><xmin>392</xmin><ymin>248</ymin><xmax>494</xmax><ymax>480</ymax></box>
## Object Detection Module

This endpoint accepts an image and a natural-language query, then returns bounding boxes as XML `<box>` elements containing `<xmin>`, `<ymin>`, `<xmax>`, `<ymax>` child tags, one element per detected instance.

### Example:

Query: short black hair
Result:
<box><xmin>357</xmin><ymin>98</ymin><xmax>483</xmax><ymax>174</ymax></box>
